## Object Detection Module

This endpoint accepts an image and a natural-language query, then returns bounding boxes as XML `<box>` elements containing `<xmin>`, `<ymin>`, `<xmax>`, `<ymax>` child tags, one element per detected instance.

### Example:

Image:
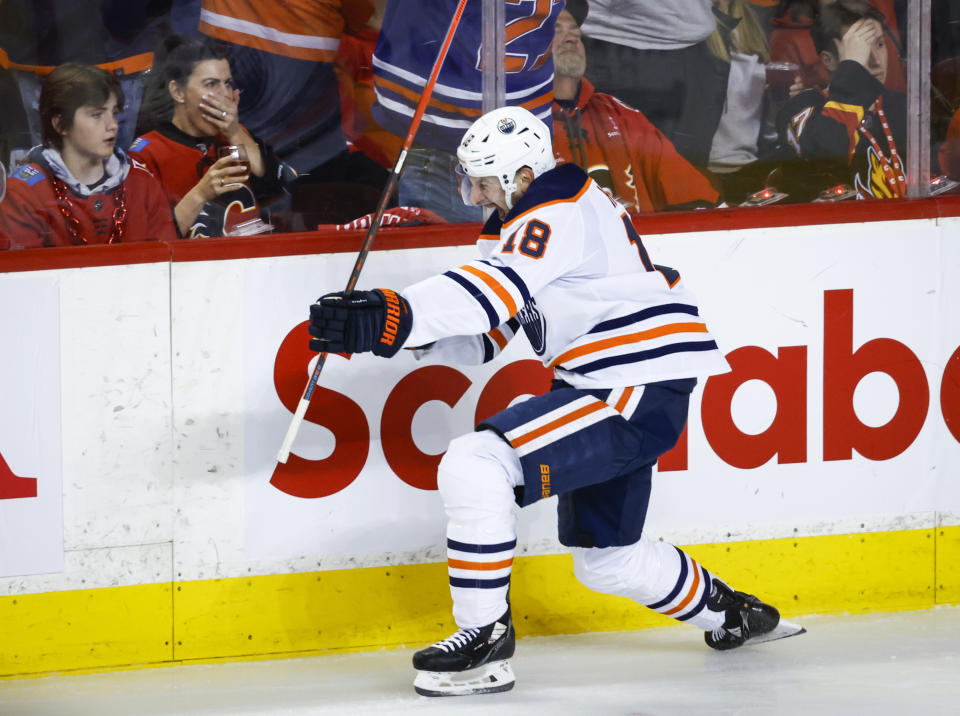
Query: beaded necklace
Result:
<box><xmin>49</xmin><ymin>175</ymin><xmax>127</xmax><ymax>245</ymax></box>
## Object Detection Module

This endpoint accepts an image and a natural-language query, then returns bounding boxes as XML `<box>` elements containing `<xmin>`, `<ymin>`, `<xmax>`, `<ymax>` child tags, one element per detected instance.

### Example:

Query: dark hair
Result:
<box><xmin>136</xmin><ymin>34</ymin><xmax>230</xmax><ymax>134</ymax></box>
<box><xmin>811</xmin><ymin>0</ymin><xmax>885</xmax><ymax>56</ymax></box>
<box><xmin>39</xmin><ymin>63</ymin><xmax>125</xmax><ymax>150</ymax></box>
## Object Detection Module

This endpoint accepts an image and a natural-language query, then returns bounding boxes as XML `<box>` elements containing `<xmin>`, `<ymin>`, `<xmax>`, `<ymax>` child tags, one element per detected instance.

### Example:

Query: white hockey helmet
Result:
<box><xmin>456</xmin><ymin>106</ymin><xmax>556</xmax><ymax>210</ymax></box>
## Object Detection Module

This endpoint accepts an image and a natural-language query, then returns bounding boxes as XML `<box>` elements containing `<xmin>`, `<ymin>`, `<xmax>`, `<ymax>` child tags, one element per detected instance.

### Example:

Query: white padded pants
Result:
<box><xmin>437</xmin><ymin>430</ymin><xmax>522</xmax><ymax>628</ymax></box>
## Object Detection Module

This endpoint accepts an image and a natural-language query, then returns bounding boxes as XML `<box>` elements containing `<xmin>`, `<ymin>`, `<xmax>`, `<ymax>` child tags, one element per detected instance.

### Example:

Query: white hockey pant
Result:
<box><xmin>572</xmin><ymin>539</ymin><xmax>725</xmax><ymax>631</ymax></box>
<box><xmin>437</xmin><ymin>430</ymin><xmax>522</xmax><ymax>629</ymax></box>
<box><xmin>437</xmin><ymin>431</ymin><xmax>726</xmax><ymax>632</ymax></box>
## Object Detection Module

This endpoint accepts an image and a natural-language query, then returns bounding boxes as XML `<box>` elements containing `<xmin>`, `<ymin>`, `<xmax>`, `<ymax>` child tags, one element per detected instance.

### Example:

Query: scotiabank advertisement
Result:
<box><xmin>241</xmin><ymin>219</ymin><xmax>960</xmax><ymax>561</ymax></box>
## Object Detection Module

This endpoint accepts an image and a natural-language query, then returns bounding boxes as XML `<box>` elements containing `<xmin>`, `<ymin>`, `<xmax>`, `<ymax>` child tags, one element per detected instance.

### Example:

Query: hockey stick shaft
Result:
<box><xmin>277</xmin><ymin>0</ymin><xmax>469</xmax><ymax>464</ymax></box>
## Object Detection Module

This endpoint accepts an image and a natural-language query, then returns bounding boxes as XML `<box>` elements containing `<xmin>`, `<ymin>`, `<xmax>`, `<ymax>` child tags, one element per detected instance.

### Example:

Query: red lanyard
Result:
<box><xmin>857</xmin><ymin>96</ymin><xmax>906</xmax><ymax>197</ymax></box>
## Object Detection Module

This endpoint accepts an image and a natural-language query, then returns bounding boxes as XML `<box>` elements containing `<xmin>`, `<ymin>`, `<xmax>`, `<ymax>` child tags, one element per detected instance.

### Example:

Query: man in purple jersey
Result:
<box><xmin>371</xmin><ymin>0</ymin><xmax>562</xmax><ymax>222</ymax></box>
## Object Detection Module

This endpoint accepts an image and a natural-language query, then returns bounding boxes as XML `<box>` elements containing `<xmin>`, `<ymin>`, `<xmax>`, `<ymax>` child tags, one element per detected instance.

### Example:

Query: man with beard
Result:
<box><xmin>552</xmin><ymin>2</ymin><xmax>719</xmax><ymax>213</ymax></box>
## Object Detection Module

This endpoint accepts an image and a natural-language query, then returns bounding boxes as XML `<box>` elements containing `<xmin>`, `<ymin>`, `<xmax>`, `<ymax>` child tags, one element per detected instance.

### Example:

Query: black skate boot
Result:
<box><xmin>412</xmin><ymin>609</ymin><xmax>515</xmax><ymax>696</ymax></box>
<box><xmin>704</xmin><ymin>579</ymin><xmax>780</xmax><ymax>650</ymax></box>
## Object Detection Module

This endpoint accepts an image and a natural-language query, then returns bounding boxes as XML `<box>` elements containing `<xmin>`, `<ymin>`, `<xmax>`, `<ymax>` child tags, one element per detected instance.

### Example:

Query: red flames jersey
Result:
<box><xmin>129</xmin><ymin>124</ymin><xmax>262</xmax><ymax>238</ymax></box>
<box><xmin>552</xmin><ymin>79</ymin><xmax>718</xmax><ymax>213</ymax></box>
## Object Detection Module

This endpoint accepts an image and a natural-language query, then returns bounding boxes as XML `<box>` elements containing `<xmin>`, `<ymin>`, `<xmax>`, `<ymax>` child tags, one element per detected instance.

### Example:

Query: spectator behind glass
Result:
<box><xmin>769</xmin><ymin>0</ymin><xmax>904</xmax><ymax>96</ymax></box>
<box><xmin>197</xmin><ymin>0</ymin><xmax>389</xmax><ymax>228</ymax></box>
<box><xmin>576</xmin><ymin>0</ymin><xmax>728</xmax><ymax>168</ymax></box>
<box><xmin>705</xmin><ymin>0</ymin><xmax>779</xmax><ymax>204</ymax></box>
<box><xmin>0</xmin><ymin>63</ymin><xmax>177</xmax><ymax>250</ymax></box>
<box><xmin>0</xmin><ymin>0</ymin><xmax>174</xmax><ymax>163</ymax></box>
<box><xmin>775</xmin><ymin>0</ymin><xmax>905</xmax><ymax>201</ymax></box>
<box><xmin>131</xmin><ymin>35</ymin><xmax>283</xmax><ymax>237</ymax></box>
<box><xmin>551</xmin><ymin>3</ymin><xmax>719</xmax><ymax>212</ymax></box>
<box><xmin>335</xmin><ymin>0</ymin><xmax>402</xmax><ymax>170</ymax></box>
<box><xmin>371</xmin><ymin>0</ymin><xmax>562</xmax><ymax>223</ymax></box>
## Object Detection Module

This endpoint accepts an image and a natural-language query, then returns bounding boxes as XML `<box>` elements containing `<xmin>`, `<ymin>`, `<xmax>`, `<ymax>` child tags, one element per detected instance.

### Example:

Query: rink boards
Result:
<box><xmin>1</xmin><ymin>203</ymin><xmax>959</xmax><ymax>677</ymax></box>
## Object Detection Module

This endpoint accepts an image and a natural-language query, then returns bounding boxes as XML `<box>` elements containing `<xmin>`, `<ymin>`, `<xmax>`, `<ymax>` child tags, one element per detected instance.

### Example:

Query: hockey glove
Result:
<box><xmin>308</xmin><ymin>289</ymin><xmax>412</xmax><ymax>358</ymax></box>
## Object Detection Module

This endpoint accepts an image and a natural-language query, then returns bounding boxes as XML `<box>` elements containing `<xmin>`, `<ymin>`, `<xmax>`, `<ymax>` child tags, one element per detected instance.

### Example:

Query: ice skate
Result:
<box><xmin>412</xmin><ymin>609</ymin><xmax>515</xmax><ymax>696</ymax></box>
<box><xmin>704</xmin><ymin>579</ymin><xmax>803</xmax><ymax>650</ymax></box>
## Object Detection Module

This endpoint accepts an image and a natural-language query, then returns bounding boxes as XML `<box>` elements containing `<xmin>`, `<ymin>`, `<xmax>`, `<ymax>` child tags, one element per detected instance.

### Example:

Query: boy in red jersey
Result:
<box><xmin>0</xmin><ymin>64</ymin><xmax>176</xmax><ymax>249</ymax></box>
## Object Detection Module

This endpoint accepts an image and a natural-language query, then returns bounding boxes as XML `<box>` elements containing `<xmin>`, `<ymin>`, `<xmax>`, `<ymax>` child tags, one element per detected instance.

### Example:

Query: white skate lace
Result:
<box><xmin>709</xmin><ymin>626</ymin><xmax>727</xmax><ymax>642</ymax></box>
<box><xmin>434</xmin><ymin>627</ymin><xmax>481</xmax><ymax>653</ymax></box>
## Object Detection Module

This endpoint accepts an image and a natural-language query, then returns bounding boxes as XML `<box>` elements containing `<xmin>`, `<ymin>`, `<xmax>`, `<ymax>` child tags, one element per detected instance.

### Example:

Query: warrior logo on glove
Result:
<box><xmin>308</xmin><ymin>289</ymin><xmax>413</xmax><ymax>358</ymax></box>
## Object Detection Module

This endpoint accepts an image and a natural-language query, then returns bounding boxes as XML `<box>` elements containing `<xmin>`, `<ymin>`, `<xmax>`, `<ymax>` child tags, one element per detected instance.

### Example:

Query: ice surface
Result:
<box><xmin>1</xmin><ymin>606</ymin><xmax>958</xmax><ymax>716</ymax></box>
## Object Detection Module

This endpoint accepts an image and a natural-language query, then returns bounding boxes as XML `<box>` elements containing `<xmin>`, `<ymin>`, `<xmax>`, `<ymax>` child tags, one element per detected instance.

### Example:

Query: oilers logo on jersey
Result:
<box><xmin>516</xmin><ymin>300</ymin><xmax>547</xmax><ymax>356</ymax></box>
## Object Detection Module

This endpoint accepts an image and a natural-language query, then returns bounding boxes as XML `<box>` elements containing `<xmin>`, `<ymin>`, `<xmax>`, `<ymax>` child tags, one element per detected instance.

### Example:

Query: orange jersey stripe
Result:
<box><xmin>510</xmin><ymin>401</ymin><xmax>608</xmax><ymax>449</ymax></box>
<box><xmin>202</xmin><ymin>0</ymin><xmax>344</xmax><ymax>37</ymax></box>
<box><xmin>489</xmin><ymin>327</ymin><xmax>509</xmax><ymax>350</ymax></box>
<box><xmin>448</xmin><ymin>558</ymin><xmax>514</xmax><ymax>571</ymax></box>
<box><xmin>663</xmin><ymin>559</ymin><xmax>702</xmax><ymax>616</ymax></box>
<box><xmin>199</xmin><ymin>0</ymin><xmax>344</xmax><ymax>62</ymax></box>
<box><xmin>550</xmin><ymin>322</ymin><xmax>709</xmax><ymax>368</ymax></box>
<box><xmin>0</xmin><ymin>48</ymin><xmax>153</xmax><ymax>77</ymax></box>
<box><xmin>614</xmin><ymin>387</ymin><xmax>634</xmax><ymax>413</ymax></box>
<box><xmin>459</xmin><ymin>265</ymin><xmax>518</xmax><ymax>317</ymax></box>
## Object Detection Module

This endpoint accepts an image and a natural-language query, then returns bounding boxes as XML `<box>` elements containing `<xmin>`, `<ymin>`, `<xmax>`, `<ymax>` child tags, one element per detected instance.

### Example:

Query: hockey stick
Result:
<box><xmin>277</xmin><ymin>0</ymin><xmax>469</xmax><ymax>464</ymax></box>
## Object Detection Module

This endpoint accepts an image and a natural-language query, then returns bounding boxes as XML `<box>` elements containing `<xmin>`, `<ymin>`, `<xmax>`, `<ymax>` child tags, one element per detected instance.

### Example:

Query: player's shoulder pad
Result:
<box><xmin>505</xmin><ymin>163</ymin><xmax>589</xmax><ymax>221</ymax></box>
<box><xmin>11</xmin><ymin>163</ymin><xmax>46</xmax><ymax>187</ymax></box>
<box><xmin>129</xmin><ymin>137</ymin><xmax>151</xmax><ymax>153</ymax></box>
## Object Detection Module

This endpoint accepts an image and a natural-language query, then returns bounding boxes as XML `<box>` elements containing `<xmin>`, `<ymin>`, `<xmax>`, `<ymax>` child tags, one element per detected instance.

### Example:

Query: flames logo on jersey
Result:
<box><xmin>189</xmin><ymin>185</ymin><xmax>259</xmax><ymax>238</ymax></box>
<box><xmin>854</xmin><ymin>145</ymin><xmax>896</xmax><ymax>200</ymax></box>
<box><xmin>516</xmin><ymin>299</ymin><xmax>547</xmax><ymax>356</ymax></box>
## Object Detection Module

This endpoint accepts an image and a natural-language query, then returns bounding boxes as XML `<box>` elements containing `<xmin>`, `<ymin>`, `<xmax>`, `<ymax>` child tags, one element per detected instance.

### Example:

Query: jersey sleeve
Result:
<box><xmin>617</xmin><ymin>100</ymin><xmax>718</xmax><ymax>211</ymax></box>
<box><xmin>135</xmin><ymin>166</ymin><xmax>179</xmax><ymax>242</ymax></box>
<box><xmin>411</xmin><ymin>317</ymin><xmax>522</xmax><ymax>365</ymax></box>
<box><xmin>793</xmin><ymin>60</ymin><xmax>883</xmax><ymax>162</ymax></box>
<box><xmin>403</xmin><ymin>202</ymin><xmax>586</xmax><ymax>346</ymax></box>
<box><xmin>0</xmin><ymin>174</ymin><xmax>51</xmax><ymax>249</ymax></box>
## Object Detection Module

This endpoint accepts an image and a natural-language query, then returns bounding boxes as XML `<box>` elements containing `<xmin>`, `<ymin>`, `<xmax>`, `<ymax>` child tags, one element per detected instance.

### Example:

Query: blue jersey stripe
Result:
<box><xmin>646</xmin><ymin>546</ymin><xmax>688</xmax><ymax>610</ymax></box>
<box><xmin>480</xmin><ymin>261</ymin><xmax>532</xmax><ymax>306</ymax></box>
<box><xmin>588</xmin><ymin>303</ymin><xmax>700</xmax><ymax>335</ymax></box>
<box><xmin>447</xmin><ymin>537</ymin><xmax>517</xmax><ymax>554</ymax></box>
<box><xmin>449</xmin><ymin>575</ymin><xmax>512</xmax><ymax>589</ymax></box>
<box><xmin>573</xmin><ymin>340</ymin><xmax>720</xmax><ymax>374</ymax></box>
<box><xmin>442</xmin><ymin>271</ymin><xmax>500</xmax><ymax>330</ymax></box>
<box><xmin>481</xmin><ymin>334</ymin><xmax>495</xmax><ymax>363</ymax></box>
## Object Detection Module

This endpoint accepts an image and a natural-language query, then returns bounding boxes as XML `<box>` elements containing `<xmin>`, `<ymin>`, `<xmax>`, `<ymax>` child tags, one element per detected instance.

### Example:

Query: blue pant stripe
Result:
<box><xmin>645</xmin><ymin>546</ymin><xmax>688</xmax><ymax>611</ymax></box>
<box><xmin>449</xmin><ymin>575</ymin><xmax>512</xmax><ymax>589</ymax></box>
<box><xmin>447</xmin><ymin>538</ymin><xmax>517</xmax><ymax>553</ymax></box>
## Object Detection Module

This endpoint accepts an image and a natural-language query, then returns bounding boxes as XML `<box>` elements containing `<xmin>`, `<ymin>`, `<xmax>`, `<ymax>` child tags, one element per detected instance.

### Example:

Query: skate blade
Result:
<box><xmin>413</xmin><ymin>659</ymin><xmax>516</xmax><ymax>697</ymax></box>
<box><xmin>748</xmin><ymin>617</ymin><xmax>806</xmax><ymax>645</ymax></box>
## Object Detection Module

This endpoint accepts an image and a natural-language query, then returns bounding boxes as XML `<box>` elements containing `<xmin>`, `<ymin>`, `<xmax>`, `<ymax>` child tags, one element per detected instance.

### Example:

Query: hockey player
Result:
<box><xmin>308</xmin><ymin>106</ymin><xmax>797</xmax><ymax>697</ymax></box>
<box><xmin>0</xmin><ymin>64</ymin><xmax>176</xmax><ymax>249</ymax></box>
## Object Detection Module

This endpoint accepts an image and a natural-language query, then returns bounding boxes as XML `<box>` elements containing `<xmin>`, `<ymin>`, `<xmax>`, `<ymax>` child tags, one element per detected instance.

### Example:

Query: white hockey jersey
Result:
<box><xmin>403</xmin><ymin>164</ymin><xmax>730</xmax><ymax>389</ymax></box>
